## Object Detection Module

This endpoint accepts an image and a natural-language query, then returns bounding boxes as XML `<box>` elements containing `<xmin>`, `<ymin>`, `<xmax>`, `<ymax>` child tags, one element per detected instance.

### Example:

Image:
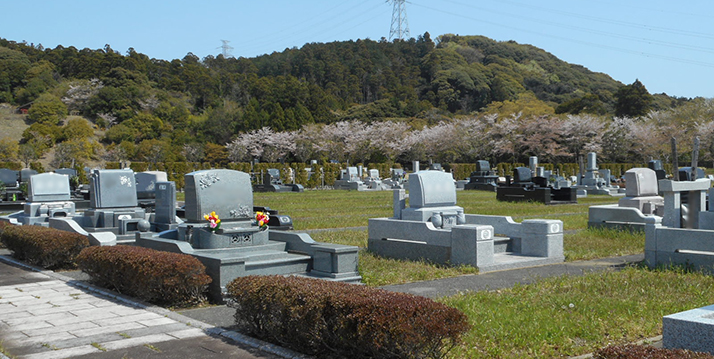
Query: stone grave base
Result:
<box><xmin>253</xmin><ymin>184</ymin><xmax>304</xmax><ymax>193</ymax></box>
<box><xmin>663</xmin><ymin>304</ymin><xmax>714</xmax><ymax>354</ymax></box>
<box><xmin>496</xmin><ymin>187</ymin><xmax>578</xmax><ymax>205</ymax></box>
<box><xmin>464</xmin><ymin>182</ymin><xmax>498</xmax><ymax>192</ymax></box>
<box><xmin>645</xmin><ymin>224</ymin><xmax>714</xmax><ymax>272</ymax></box>
<box><xmin>588</xmin><ymin>204</ymin><xmax>662</xmax><ymax>232</ymax></box>
<box><xmin>368</xmin><ymin>215</ymin><xmax>563</xmax><ymax>272</ymax></box>
<box><xmin>575</xmin><ymin>185</ymin><xmax>626</xmax><ymax>197</ymax></box>
<box><xmin>136</xmin><ymin>230</ymin><xmax>361</xmax><ymax>302</ymax></box>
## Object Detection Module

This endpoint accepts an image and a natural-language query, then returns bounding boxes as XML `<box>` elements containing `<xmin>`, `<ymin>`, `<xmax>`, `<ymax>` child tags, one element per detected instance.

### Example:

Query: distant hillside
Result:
<box><xmin>0</xmin><ymin>33</ymin><xmax>686</xmax><ymax>147</ymax></box>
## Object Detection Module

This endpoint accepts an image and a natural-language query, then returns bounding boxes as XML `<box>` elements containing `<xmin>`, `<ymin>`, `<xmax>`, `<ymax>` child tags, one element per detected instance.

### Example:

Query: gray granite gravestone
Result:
<box><xmin>369</xmin><ymin>171</ymin><xmax>564</xmax><ymax>271</ymax></box>
<box><xmin>0</xmin><ymin>168</ymin><xmax>20</xmax><ymax>201</ymax></box>
<box><xmin>588</xmin><ymin>168</ymin><xmax>664</xmax><ymax>231</ymax></box>
<box><xmin>464</xmin><ymin>160</ymin><xmax>499</xmax><ymax>191</ymax></box>
<box><xmin>90</xmin><ymin>169</ymin><xmax>138</xmax><ymax>209</ymax></box>
<box><xmin>78</xmin><ymin>169</ymin><xmax>148</xmax><ymax>237</ymax></box>
<box><xmin>180</xmin><ymin>169</ymin><xmax>265</xmax><ymax>249</ymax></box>
<box><xmin>184</xmin><ymin>169</ymin><xmax>253</xmax><ymax>224</ymax></box>
<box><xmin>0</xmin><ymin>168</ymin><xmax>19</xmax><ymax>187</ymax></box>
<box><xmin>1</xmin><ymin>173</ymin><xmax>76</xmax><ymax>226</ymax></box>
<box><xmin>575</xmin><ymin>152</ymin><xmax>623</xmax><ymax>196</ymax></box>
<box><xmin>153</xmin><ymin>181</ymin><xmax>178</xmax><ymax>231</ymax></box>
<box><xmin>334</xmin><ymin>166</ymin><xmax>369</xmax><ymax>190</ymax></box>
<box><xmin>19</xmin><ymin>168</ymin><xmax>37</xmax><ymax>183</ymax></box>
<box><xmin>253</xmin><ymin>168</ymin><xmax>305</xmax><ymax>193</ymax></box>
<box><xmin>619</xmin><ymin>168</ymin><xmax>664</xmax><ymax>214</ymax></box>
<box><xmin>135</xmin><ymin>171</ymin><xmax>168</xmax><ymax>200</ymax></box>
<box><xmin>137</xmin><ymin>169</ymin><xmax>361</xmax><ymax>301</ymax></box>
<box><xmin>401</xmin><ymin>170</ymin><xmax>462</xmax><ymax>222</ymax></box>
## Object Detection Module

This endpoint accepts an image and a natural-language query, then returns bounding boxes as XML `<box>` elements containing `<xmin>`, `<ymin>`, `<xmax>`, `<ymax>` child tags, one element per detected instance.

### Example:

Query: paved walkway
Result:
<box><xmin>0</xmin><ymin>253</ymin><xmax>302</xmax><ymax>359</ymax></box>
<box><xmin>0</xmin><ymin>250</ymin><xmax>658</xmax><ymax>359</ymax></box>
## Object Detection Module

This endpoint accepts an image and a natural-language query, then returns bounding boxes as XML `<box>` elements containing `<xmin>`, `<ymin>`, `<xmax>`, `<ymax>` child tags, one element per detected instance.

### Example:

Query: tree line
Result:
<box><xmin>0</xmin><ymin>33</ymin><xmax>701</xmax><ymax>170</ymax></box>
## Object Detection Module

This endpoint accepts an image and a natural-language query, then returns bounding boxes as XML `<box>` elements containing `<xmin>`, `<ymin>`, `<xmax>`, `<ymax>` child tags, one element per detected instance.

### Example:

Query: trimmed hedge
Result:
<box><xmin>226</xmin><ymin>275</ymin><xmax>470</xmax><ymax>359</ymax></box>
<box><xmin>594</xmin><ymin>344</ymin><xmax>714</xmax><ymax>359</ymax></box>
<box><xmin>76</xmin><ymin>245</ymin><xmax>211</xmax><ymax>307</ymax></box>
<box><xmin>0</xmin><ymin>224</ymin><xmax>89</xmax><ymax>269</ymax></box>
<box><xmin>0</xmin><ymin>221</ymin><xmax>10</xmax><ymax>248</ymax></box>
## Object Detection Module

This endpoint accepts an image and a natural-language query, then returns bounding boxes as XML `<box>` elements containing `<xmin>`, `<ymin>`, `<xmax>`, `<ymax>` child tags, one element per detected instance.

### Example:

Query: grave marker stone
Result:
<box><xmin>184</xmin><ymin>169</ymin><xmax>253</xmax><ymax>223</ymax></box>
<box><xmin>135</xmin><ymin>171</ymin><xmax>168</xmax><ymax>199</ymax></box>
<box><xmin>89</xmin><ymin>169</ymin><xmax>138</xmax><ymax>208</ymax></box>
<box><xmin>28</xmin><ymin>173</ymin><xmax>71</xmax><ymax>202</ymax></box>
<box><xmin>0</xmin><ymin>169</ymin><xmax>18</xmax><ymax>187</ymax></box>
<box><xmin>154</xmin><ymin>181</ymin><xmax>177</xmax><ymax>230</ymax></box>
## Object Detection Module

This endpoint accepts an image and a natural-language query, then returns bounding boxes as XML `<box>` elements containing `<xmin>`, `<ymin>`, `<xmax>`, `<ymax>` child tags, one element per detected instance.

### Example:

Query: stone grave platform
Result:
<box><xmin>137</xmin><ymin>169</ymin><xmax>361</xmax><ymax>302</ymax></box>
<box><xmin>588</xmin><ymin>167</ymin><xmax>664</xmax><ymax>231</ymax></box>
<box><xmin>368</xmin><ymin>171</ymin><xmax>564</xmax><ymax>272</ymax></box>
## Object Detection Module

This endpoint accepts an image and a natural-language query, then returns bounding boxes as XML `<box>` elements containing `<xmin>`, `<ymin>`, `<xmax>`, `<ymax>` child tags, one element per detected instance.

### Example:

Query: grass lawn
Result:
<box><xmin>251</xmin><ymin>189</ymin><xmax>709</xmax><ymax>358</ymax></box>
<box><xmin>257</xmin><ymin>189</ymin><xmax>640</xmax><ymax>286</ymax></box>
<box><xmin>442</xmin><ymin>266</ymin><xmax>714</xmax><ymax>358</ymax></box>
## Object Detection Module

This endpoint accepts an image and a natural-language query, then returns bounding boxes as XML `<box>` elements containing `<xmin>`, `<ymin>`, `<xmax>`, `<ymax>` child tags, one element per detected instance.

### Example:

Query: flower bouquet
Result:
<box><xmin>204</xmin><ymin>211</ymin><xmax>221</xmax><ymax>232</ymax></box>
<box><xmin>255</xmin><ymin>211</ymin><xmax>269</xmax><ymax>230</ymax></box>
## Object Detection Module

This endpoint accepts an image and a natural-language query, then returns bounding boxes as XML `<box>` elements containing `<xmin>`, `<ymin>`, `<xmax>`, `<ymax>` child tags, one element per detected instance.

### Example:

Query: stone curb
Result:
<box><xmin>568</xmin><ymin>335</ymin><xmax>663</xmax><ymax>358</ymax></box>
<box><xmin>0</xmin><ymin>254</ymin><xmax>310</xmax><ymax>359</ymax></box>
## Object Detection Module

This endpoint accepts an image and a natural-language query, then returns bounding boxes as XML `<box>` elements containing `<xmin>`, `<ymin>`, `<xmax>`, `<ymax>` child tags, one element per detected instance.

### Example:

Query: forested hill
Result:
<box><xmin>0</xmin><ymin>33</ymin><xmax>684</xmax><ymax>147</ymax></box>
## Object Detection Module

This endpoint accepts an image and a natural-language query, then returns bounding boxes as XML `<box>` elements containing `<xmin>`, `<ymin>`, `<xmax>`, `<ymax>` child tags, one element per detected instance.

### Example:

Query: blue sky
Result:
<box><xmin>2</xmin><ymin>0</ymin><xmax>712</xmax><ymax>98</ymax></box>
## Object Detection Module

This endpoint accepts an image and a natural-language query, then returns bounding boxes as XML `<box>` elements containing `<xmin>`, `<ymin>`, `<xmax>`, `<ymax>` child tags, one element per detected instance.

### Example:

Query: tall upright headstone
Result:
<box><xmin>153</xmin><ymin>181</ymin><xmax>177</xmax><ymax>231</ymax></box>
<box><xmin>16</xmin><ymin>173</ymin><xmax>76</xmax><ymax>225</ymax></box>
<box><xmin>184</xmin><ymin>169</ymin><xmax>253</xmax><ymax>224</ymax></box>
<box><xmin>90</xmin><ymin>169</ymin><xmax>138</xmax><ymax>208</ymax></box>
<box><xmin>135</xmin><ymin>171</ymin><xmax>168</xmax><ymax>200</ymax></box>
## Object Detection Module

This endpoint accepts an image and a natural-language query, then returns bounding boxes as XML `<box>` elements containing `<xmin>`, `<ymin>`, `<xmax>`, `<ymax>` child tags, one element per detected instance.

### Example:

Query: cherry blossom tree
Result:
<box><xmin>182</xmin><ymin>143</ymin><xmax>204</xmax><ymax>162</ymax></box>
<box><xmin>559</xmin><ymin>114</ymin><xmax>606</xmax><ymax>162</ymax></box>
<box><xmin>369</xmin><ymin>121</ymin><xmax>412</xmax><ymax>162</ymax></box>
<box><xmin>487</xmin><ymin>113</ymin><xmax>522</xmax><ymax>163</ymax></box>
<box><xmin>226</xmin><ymin>136</ymin><xmax>251</xmax><ymax>163</ymax></box>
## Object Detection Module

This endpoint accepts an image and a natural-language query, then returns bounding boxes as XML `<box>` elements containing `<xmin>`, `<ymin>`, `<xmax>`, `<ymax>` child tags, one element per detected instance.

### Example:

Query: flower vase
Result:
<box><xmin>431</xmin><ymin>212</ymin><xmax>443</xmax><ymax>228</ymax></box>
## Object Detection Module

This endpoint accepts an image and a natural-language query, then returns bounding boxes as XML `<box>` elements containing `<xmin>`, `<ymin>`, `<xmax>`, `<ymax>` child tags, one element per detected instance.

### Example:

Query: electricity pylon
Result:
<box><xmin>218</xmin><ymin>40</ymin><xmax>234</xmax><ymax>58</ymax></box>
<box><xmin>388</xmin><ymin>0</ymin><xmax>410</xmax><ymax>41</ymax></box>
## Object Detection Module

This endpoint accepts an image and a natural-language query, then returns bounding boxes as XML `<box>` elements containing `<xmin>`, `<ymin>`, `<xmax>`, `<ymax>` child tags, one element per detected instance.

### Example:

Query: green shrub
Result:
<box><xmin>0</xmin><ymin>224</ymin><xmax>89</xmax><ymax>269</ymax></box>
<box><xmin>594</xmin><ymin>344</ymin><xmax>714</xmax><ymax>359</ymax></box>
<box><xmin>0</xmin><ymin>221</ymin><xmax>11</xmax><ymax>248</ymax></box>
<box><xmin>76</xmin><ymin>245</ymin><xmax>211</xmax><ymax>307</ymax></box>
<box><xmin>226</xmin><ymin>275</ymin><xmax>470</xmax><ymax>359</ymax></box>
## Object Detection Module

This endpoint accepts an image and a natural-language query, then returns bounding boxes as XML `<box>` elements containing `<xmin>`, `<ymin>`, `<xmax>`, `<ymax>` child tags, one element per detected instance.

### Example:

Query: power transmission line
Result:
<box><xmin>218</xmin><ymin>40</ymin><xmax>234</xmax><ymax>58</ymax></box>
<box><xmin>388</xmin><ymin>0</ymin><xmax>410</xmax><ymax>41</ymax></box>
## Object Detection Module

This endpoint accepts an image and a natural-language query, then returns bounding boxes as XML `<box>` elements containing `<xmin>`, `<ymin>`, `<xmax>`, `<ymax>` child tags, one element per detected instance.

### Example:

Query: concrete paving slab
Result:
<box><xmin>380</xmin><ymin>253</ymin><xmax>645</xmax><ymax>298</ymax></box>
<box><xmin>0</xmin><ymin>254</ymin><xmax>307</xmax><ymax>359</ymax></box>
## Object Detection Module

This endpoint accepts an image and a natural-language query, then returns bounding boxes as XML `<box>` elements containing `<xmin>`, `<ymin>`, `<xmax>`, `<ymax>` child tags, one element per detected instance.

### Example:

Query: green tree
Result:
<box><xmin>0</xmin><ymin>46</ymin><xmax>31</xmax><ymax>103</ymax></box>
<box><xmin>59</xmin><ymin>118</ymin><xmax>95</xmax><ymax>142</ymax></box>
<box><xmin>17</xmin><ymin>143</ymin><xmax>39</xmax><ymax>168</ymax></box>
<box><xmin>555</xmin><ymin>94</ymin><xmax>607</xmax><ymax>115</ymax></box>
<box><xmin>14</xmin><ymin>60</ymin><xmax>58</xmax><ymax>104</ymax></box>
<box><xmin>27</xmin><ymin>93</ymin><xmax>68</xmax><ymax>125</ymax></box>
<box><xmin>134</xmin><ymin>139</ymin><xmax>172</xmax><ymax>167</ymax></box>
<box><xmin>0</xmin><ymin>137</ymin><xmax>19</xmax><ymax>161</ymax></box>
<box><xmin>203</xmin><ymin>142</ymin><xmax>229</xmax><ymax>166</ymax></box>
<box><xmin>614</xmin><ymin>79</ymin><xmax>652</xmax><ymax>117</ymax></box>
<box><xmin>51</xmin><ymin>139</ymin><xmax>100</xmax><ymax>168</ymax></box>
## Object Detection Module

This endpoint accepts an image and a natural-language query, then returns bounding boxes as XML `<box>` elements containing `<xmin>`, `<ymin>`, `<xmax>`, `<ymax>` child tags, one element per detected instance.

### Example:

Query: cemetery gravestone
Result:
<box><xmin>0</xmin><ymin>169</ymin><xmax>20</xmax><ymax>201</ymax></box>
<box><xmin>253</xmin><ymin>168</ymin><xmax>304</xmax><ymax>193</ymax></box>
<box><xmin>1</xmin><ymin>173</ymin><xmax>76</xmax><ymax>226</ymax></box>
<box><xmin>135</xmin><ymin>171</ymin><xmax>168</xmax><ymax>200</ymax></box>
<box><xmin>464</xmin><ymin>160</ymin><xmax>499</xmax><ymax>191</ymax></box>
<box><xmin>497</xmin><ymin>167</ymin><xmax>577</xmax><ymax>205</ymax></box>
<box><xmin>137</xmin><ymin>169</ymin><xmax>361</xmax><ymax>301</ymax></box>
<box><xmin>588</xmin><ymin>168</ymin><xmax>664</xmax><ymax>231</ymax></box>
<box><xmin>153</xmin><ymin>181</ymin><xmax>178</xmax><ymax>231</ymax></box>
<box><xmin>369</xmin><ymin>170</ymin><xmax>564</xmax><ymax>270</ymax></box>
<box><xmin>82</xmin><ymin>169</ymin><xmax>148</xmax><ymax>236</ymax></box>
